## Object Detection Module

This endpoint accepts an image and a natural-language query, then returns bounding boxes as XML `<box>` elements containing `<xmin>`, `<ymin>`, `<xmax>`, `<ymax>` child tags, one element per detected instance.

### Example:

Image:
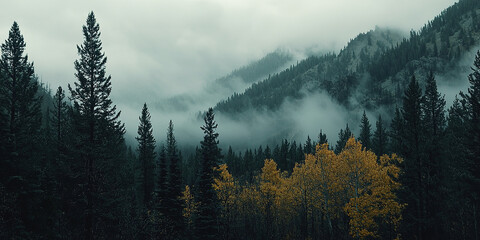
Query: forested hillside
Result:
<box><xmin>215</xmin><ymin>0</ymin><xmax>480</xmax><ymax>114</ymax></box>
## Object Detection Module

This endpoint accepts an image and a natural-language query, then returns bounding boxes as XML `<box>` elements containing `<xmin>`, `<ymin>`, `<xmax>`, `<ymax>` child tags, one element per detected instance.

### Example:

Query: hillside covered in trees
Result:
<box><xmin>1</xmin><ymin>0</ymin><xmax>480</xmax><ymax>239</ymax></box>
<box><xmin>215</xmin><ymin>0</ymin><xmax>480</xmax><ymax>114</ymax></box>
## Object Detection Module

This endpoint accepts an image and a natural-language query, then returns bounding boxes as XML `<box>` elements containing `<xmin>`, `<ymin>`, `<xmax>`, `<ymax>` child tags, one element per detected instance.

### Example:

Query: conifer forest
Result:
<box><xmin>2</xmin><ymin>0</ymin><xmax>480</xmax><ymax>239</ymax></box>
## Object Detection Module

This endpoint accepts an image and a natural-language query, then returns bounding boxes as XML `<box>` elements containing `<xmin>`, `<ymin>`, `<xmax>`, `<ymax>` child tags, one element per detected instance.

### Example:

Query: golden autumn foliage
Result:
<box><xmin>338</xmin><ymin>138</ymin><xmax>403</xmax><ymax>239</ymax></box>
<box><xmin>212</xmin><ymin>138</ymin><xmax>403</xmax><ymax>240</ymax></box>
<box><xmin>181</xmin><ymin>185</ymin><xmax>198</xmax><ymax>227</ymax></box>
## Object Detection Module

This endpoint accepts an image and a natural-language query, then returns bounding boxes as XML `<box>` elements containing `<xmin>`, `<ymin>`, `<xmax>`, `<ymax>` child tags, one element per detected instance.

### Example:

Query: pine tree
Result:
<box><xmin>421</xmin><ymin>71</ymin><xmax>446</xmax><ymax>238</ymax></box>
<box><xmin>358</xmin><ymin>111</ymin><xmax>371</xmax><ymax>150</ymax></box>
<box><xmin>460</xmin><ymin>50</ymin><xmax>480</xmax><ymax>237</ymax></box>
<box><xmin>164</xmin><ymin>120</ymin><xmax>184</xmax><ymax>238</ymax></box>
<box><xmin>0</xmin><ymin>21</ymin><xmax>41</xmax><ymax>177</ymax></box>
<box><xmin>264</xmin><ymin>145</ymin><xmax>272</xmax><ymax>159</ymax></box>
<box><xmin>68</xmin><ymin>12</ymin><xmax>126</xmax><ymax>239</ymax></box>
<box><xmin>0</xmin><ymin>21</ymin><xmax>42</xmax><ymax>238</ymax></box>
<box><xmin>389</xmin><ymin>107</ymin><xmax>403</xmax><ymax>155</ymax></box>
<box><xmin>399</xmin><ymin>74</ymin><xmax>425</xmax><ymax>239</ymax></box>
<box><xmin>317</xmin><ymin>129</ymin><xmax>328</xmax><ymax>145</ymax></box>
<box><xmin>136</xmin><ymin>103</ymin><xmax>156</xmax><ymax>207</ymax></box>
<box><xmin>372</xmin><ymin>115</ymin><xmax>388</xmax><ymax>157</ymax></box>
<box><xmin>335</xmin><ymin>124</ymin><xmax>352</xmax><ymax>154</ymax></box>
<box><xmin>195</xmin><ymin>107</ymin><xmax>222</xmax><ymax>240</ymax></box>
<box><xmin>50</xmin><ymin>86</ymin><xmax>69</xmax><ymax>149</ymax></box>
<box><xmin>304</xmin><ymin>135</ymin><xmax>313</xmax><ymax>155</ymax></box>
<box><xmin>153</xmin><ymin>144</ymin><xmax>168</xmax><ymax>238</ymax></box>
<box><xmin>443</xmin><ymin>97</ymin><xmax>473</xmax><ymax>238</ymax></box>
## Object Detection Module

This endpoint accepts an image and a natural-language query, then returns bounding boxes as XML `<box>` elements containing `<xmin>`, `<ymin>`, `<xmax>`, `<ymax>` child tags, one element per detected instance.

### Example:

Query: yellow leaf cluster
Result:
<box><xmin>212</xmin><ymin>138</ymin><xmax>403</xmax><ymax>239</ymax></box>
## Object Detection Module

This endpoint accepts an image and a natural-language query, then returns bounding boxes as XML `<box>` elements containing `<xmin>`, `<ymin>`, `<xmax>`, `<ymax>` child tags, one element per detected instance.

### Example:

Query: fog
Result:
<box><xmin>436</xmin><ymin>46</ymin><xmax>480</xmax><ymax>109</ymax></box>
<box><xmin>0</xmin><ymin>0</ymin><xmax>462</xmax><ymax>150</ymax></box>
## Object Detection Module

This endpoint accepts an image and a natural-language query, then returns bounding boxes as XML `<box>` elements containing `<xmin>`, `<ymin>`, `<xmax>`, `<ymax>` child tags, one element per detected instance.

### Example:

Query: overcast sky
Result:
<box><xmin>0</xmin><ymin>0</ymin><xmax>460</xmax><ymax>145</ymax></box>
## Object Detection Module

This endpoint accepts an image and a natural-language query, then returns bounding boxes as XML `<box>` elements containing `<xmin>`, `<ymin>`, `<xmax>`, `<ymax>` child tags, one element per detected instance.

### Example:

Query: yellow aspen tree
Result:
<box><xmin>213</xmin><ymin>164</ymin><xmax>237</xmax><ymax>238</ymax></box>
<box><xmin>258</xmin><ymin>159</ymin><xmax>283</xmax><ymax>239</ymax></box>
<box><xmin>289</xmin><ymin>153</ymin><xmax>323</xmax><ymax>238</ymax></box>
<box><xmin>181</xmin><ymin>185</ymin><xmax>198</xmax><ymax>233</ymax></box>
<box><xmin>338</xmin><ymin>138</ymin><xmax>403</xmax><ymax>239</ymax></box>
<box><xmin>314</xmin><ymin>143</ymin><xmax>339</xmax><ymax>237</ymax></box>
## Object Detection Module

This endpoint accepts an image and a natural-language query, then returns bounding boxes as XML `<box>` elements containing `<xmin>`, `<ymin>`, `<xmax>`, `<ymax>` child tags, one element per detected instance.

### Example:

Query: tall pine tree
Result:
<box><xmin>317</xmin><ymin>129</ymin><xmax>328</xmax><ymax>145</ymax></box>
<box><xmin>164</xmin><ymin>120</ymin><xmax>184</xmax><ymax>238</ymax></box>
<box><xmin>136</xmin><ymin>103</ymin><xmax>156</xmax><ymax>208</ymax></box>
<box><xmin>0</xmin><ymin>21</ymin><xmax>41</xmax><ymax>179</ymax></box>
<box><xmin>68</xmin><ymin>12</ymin><xmax>126</xmax><ymax>239</ymax></box>
<box><xmin>358</xmin><ymin>110</ymin><xmax>372</xmax><ymax>150</ymax></box>
<box><xmin>421</xmin><ymin>71</ymin><xmax>446</xmax><ymax>238</ymax></box>
<box><xmin>372</xmin><ymin>115</ymin><xmax>388</xmax><ymax>157</ymax></box>
<box><xmin>389</xmin><ymin>107</ymin><xmax>403</xmax><ymax>155</ymax></box>
<box><xmin>399</xmin><ymin>74</ymin><xmax>425</xmax><ymax>240</ymax></box>
<box><xmin>460</xmin><ymin>50</ymin><xmax>480</xmax><ymax>238</ymax></box>
<box><xmin>50</xmin><ymin>86</ymin><xmax>69</xmax><ymax>149</ymax></box>
<box><xmin>335</xmin><ymin>124</ymin><xmax>352</xmax><ymax>154</ymax></box>
<box><xmin>195</xmin><ymin>107</ymin><xmax>222</xmax><ymax>240</ymax></box>
<box><xmin>0</xmin><ymin>21</ymin><xmax>42</xmax><ymax>238</ymax></box>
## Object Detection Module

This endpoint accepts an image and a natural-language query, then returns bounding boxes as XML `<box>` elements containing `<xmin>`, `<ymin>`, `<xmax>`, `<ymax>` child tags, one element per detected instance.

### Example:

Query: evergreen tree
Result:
<box><xmin>335</xmin><ymin>124</ymin><xmax>352</xmax><ymax>154</ymax></box>
<box><xmin>153</xmin><ymin>144</ymin><xmax>168</xmax><ymax>239</ymax></box>
<box><xmin>0</xmin><ymin>21</ymin><xmax>41</xmax><ymax>178</ymax></box>
<box><xmin>372</xmin><ymin>115</ymin><xmax>388</xmax><ymax>157</ymax></box>
<box><xmin>195</xmin><ymin>107</ymin><xmax>222</xmax><ymax>240</ymax></box>
<box><xmin>443</xmin><ymin>97</ymin><xmax>473</xmax><ymax>239</ymax></box>
<box><xmin>389</xmin><ymin>107</ymin><xmax>403</xmax><ymax>155</ymax></box>
<box><xmin>317</xmin><ymin>129</ymin><xmax>328</xmax><ymax>145</ymax></box>
<box><xmin>264</xmin><ymin>145</ymin><xmax>272</xmax><ymax>159</ymax></box>
<box><xmin>304</xmin><ymin>135</ymin><xmax>313</xmax><ymax>154</ymax></box>
<box><xmin>358</xmin><ymin>111</ymin><xmax>372</xmax><ymax>150</ymax></box>
<box><xmin>136</xmin><ymin>103</ymin><xmax>156</xmax><ymax>207</ymax></box>
<box><xmin>164</xmin><ymin>120</ymin><xmax>184</xmax><ymax>238</ymax></box>
<box><xmin>68</xmin><ymin>12</ymin><xmax>126</xmax><ymax>239</ymax></box>
<box><xmin>421</xmin><ymin>71</ymin><xmax>446</xmax><ymax>238</ymax></box>
<box><xmin>50</xmin><ymin>86</ymin><xmax>69</xmax><ymax>148</ymax></box>
<box><xmin>0</xmin><ymin>21</ymin><xmax>42</xmax><ymax>238</ymax></box>
<box><xmin>460</xmin><ymin>50</ymin><xmax>480</xmax><ymax>237</ymax></box>
<box><xmin>399</xmin><ymin>74</ymin><xmax>425</xmax><ymax>240</ymax></box>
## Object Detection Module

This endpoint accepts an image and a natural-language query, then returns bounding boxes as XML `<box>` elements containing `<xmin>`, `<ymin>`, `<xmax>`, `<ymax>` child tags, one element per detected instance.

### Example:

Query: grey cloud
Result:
<box><xmin>0</xmin><ymin>0</ymin><xmax>459</xmax><ymax>147</ymax></box>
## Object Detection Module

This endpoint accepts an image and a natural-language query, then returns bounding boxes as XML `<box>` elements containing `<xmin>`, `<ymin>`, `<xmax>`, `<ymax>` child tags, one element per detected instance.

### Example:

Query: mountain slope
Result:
<box><xmin>215</xmin><ymin>0</ymin><xmax>480</xmax><ymax>115</ymax></box>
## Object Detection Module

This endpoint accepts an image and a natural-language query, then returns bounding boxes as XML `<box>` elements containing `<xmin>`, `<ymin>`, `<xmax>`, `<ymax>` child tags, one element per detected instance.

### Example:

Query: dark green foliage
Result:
<box><xmin>398</xmin><ymin>75</ymin><xmax>427</xmax><ymax>239</ymax></box>
<box><xmin>136</xmin><ymin>103</ymin><xmax>156</xmax><ymax>207</ymax></box>
<box><xmin>421</xmin><ymin>71</ymin><xmax>446</xmax><ymax>238</ymax></box>
<box><xmin>152</xmin><ymin>144</ymin><xmax>169</xmax><ymax>238</ymax></box>
<box><xmin>460</xmin><ymin>50</ymin><xmax>480</xmax><ymax>237</ymax></box>
<box><xmin>442</xmin><ymin>97</ymin><xmax>474</xmax><ymax>239</ymax></box>
<box><xmin>335</xmin><ymin>124</ymin><xmax>352</xmax><ymax>154</ymax></box>
<box><xmin>68</xmin><ymin>12</ymin><xmax>127</xmax><ymax>239</ymax></box>
<box><xmin>358</xmin><ymin>111</ymin><xmax>372</xmax><ymax>150</ymax></box>
<box><xmin>164</xmin><ymin>120</ymin><xmax>184</xmax><ymax>238</ymax></box>
<box><xmin>50</xmin><ymin>86</ymin><xmax>69</xmax><ymax>148</ymax></box>
<box><xmin>317</xmin><ymin>129</ymin><xmax>328</xmax><ymax>145</ymax></box>
<box><xmin>195</xmin><ymin>108</ymin><xmax>222</xmax><ymax>240</ymax></box>
<box><xmin>389</xmin><ymin>107</ymin><xmax>404</xmax><ymax>155</ymax></box>
<box><xmin>372</xmin><ymin>115</ymin><xmax>388</xmax><ymax>157</ymax></box>
<box><xmin>0</xmin><ymin>21</ymin><xmax>43</xmax><ymax>238</ymax></box>
<box><xmin>460</xmin><ymin>50</ymin><xmax>480</xmax><ymax>191</ymax></box>
<box><xmin>304</xmin><ymin>135</ymin><xmax>313</xmax><ymax>154</ymax></box>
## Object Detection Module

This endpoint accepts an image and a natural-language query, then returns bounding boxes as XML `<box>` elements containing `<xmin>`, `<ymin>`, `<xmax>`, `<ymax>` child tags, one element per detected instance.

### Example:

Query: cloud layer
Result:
<box><xmin>0</xmin><ymin>0</ymin><xmax>460</xmax><ymax>147</ymax></box>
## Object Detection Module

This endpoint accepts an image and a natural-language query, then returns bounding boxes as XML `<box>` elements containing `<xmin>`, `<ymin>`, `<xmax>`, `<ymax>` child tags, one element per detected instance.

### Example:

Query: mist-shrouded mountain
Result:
<box><xmin>152</xmin><ymin>49</ymin><xmax>293</xmax><ymax>113</ymax></box>
<box><xmin>144</xmin><ymin>0</ymin><xmax>480</xmax><ymax>150</ymax></box>
<box><xmin>214</xmin><ymin>0</ymin><xmax>480</xmax><ymax>121</ymax></box>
